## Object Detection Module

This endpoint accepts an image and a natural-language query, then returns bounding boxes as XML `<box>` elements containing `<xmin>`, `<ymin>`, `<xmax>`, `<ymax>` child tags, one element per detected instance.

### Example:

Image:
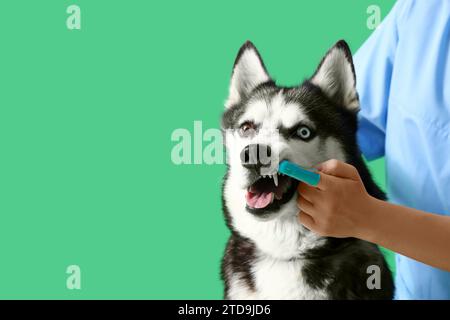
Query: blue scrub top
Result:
<box><xmin>355</xmin><ymin>0</ymin><xmax>450</xmax><ymax>299</ymax></box>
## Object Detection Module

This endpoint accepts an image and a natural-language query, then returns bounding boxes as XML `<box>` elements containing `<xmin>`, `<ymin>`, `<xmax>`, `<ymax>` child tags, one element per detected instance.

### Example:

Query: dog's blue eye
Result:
<box><xmin>296</xmin><ymin>126</ymin><xmax>312</xmax><ymax>140</ymax></box>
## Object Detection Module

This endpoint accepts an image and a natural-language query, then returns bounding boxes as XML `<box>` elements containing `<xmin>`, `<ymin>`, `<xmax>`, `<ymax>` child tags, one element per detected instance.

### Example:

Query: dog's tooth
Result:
<box><xmin>273</xmin><ymin>173</ymin><xmax>278</xmax><ymax>186</ymax></box>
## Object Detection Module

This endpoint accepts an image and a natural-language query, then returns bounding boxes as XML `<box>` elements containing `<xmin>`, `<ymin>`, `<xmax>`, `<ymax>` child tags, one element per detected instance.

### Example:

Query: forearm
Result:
<box><xmin>358</xmin><ymin>197</ymin><xmax>450</xmax><ymax>272</ymax></box>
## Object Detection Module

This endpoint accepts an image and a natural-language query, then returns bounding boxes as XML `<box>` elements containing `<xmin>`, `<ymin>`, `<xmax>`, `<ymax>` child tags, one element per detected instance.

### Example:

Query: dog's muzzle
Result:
<box><xmin>240</xmin><ymin>144</ymin><xmax>273</xmax><ymax>174</ymax></box>
<box><xmin>239</xmin><ymin>144</ymin><xmax>296</xmax><ymax>214</ymax></box>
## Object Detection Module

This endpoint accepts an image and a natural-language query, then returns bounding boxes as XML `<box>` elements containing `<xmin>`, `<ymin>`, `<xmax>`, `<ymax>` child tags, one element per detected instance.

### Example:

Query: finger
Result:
<box><xmin>298</xmin><ymin>211</ymin><xmax>315</xmax><ymax>230</ymax></box>
<box><xmin>316</xmin><ymin>159</ymin><xmax>359</xmax><ymax>180</ymax></box>
<box><xmin>316</xmin><ymin>171</ymin><xmax>334</xmax><ymax>190</ymax></box>
<box><xmin>297</xmin><ymin>194</ymin><xmax>314</xmax><ymax>213</ymax></box>
<box><xmin>297</xmin><ymin>182</ymin><xmax>321</xmax><ymax>203</ymax></box>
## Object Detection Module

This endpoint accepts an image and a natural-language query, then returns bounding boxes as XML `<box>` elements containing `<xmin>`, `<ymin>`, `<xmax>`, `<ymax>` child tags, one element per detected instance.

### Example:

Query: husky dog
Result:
<box><xmin>220</xmin><ymin>40</ymin><xmax>394</xmax><ymax>300</ymax></box>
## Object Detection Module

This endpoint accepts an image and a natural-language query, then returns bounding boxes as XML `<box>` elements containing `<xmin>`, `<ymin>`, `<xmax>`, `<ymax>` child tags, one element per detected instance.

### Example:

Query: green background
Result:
<box><xmin>0</xmin><ymin>0</ymin><xmax>395</xmax><ymax>299</ymax></box>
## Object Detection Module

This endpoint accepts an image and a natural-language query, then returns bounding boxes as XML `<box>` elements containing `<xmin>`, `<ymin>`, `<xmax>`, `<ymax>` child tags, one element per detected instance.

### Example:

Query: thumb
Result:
<box><xmin>316</xmin><ymin>159</ymin><xmax>360</xmax><ymax>180</ymax></box>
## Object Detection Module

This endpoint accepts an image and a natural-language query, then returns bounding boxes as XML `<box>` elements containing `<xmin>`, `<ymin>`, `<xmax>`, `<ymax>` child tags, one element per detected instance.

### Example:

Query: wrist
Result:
<box><xmin>352</xmin><ymin>195</ymin><xmax>382</xmax><ymax>242</ymax></box>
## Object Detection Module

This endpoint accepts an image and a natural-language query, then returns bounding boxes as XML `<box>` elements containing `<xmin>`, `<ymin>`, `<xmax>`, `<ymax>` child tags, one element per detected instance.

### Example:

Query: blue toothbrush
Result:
<box><xmin>278</xmin><ymin>160</ymin><xmax>321</xmax><ymax>187</ymax></box>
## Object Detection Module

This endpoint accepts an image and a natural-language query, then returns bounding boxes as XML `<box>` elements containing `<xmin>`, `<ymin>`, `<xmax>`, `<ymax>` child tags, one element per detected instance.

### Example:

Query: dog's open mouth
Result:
<box><xmin>245</xmin><ymin>172</ymin><xmax>297</xmax><ymax>214</ymax></box>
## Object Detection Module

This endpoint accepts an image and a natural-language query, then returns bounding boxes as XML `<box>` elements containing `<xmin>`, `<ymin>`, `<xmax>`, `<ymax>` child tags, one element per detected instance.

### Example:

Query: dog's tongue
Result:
<box><xmin>246</xmin><ymin>191</ymin><xmax>274</xmax><ymax>209</ymax></box>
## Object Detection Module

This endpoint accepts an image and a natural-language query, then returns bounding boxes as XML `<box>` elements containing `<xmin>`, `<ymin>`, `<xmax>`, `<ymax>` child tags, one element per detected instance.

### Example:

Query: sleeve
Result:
<box><xmin>354</xmin><ymin>0</ymin><xmax>411</xmax><ymax>160</ymax></box>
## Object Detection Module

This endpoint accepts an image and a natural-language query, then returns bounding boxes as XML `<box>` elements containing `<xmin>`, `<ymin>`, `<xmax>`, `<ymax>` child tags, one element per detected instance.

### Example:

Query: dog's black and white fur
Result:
<box><xmin>220</xmin><ymin>40</ymin><xmax>394</xmax><ymax>299</ymax></box>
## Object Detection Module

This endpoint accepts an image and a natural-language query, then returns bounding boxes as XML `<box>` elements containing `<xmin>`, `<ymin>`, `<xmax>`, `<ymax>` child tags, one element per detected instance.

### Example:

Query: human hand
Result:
<box><xmin>297</xmin><ymin>159</ymin><xmax>375</xmax><ymax>238</ymax></box>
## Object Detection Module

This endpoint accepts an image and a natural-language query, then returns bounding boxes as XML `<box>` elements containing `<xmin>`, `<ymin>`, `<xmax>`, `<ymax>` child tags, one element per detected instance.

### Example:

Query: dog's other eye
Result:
<box><xmin>295</xmin><ymin>126</ymin><xmax>313</xmax><ymax>140</ymax></box>
<box><xmin>239</xmin><ymin>121</ymin><xmax>256</xmax><ymax>137</ymax></box>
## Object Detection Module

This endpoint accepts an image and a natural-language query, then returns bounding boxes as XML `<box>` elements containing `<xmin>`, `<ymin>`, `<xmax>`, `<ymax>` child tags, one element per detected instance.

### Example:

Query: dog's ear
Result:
<box><xmin>225</xmin><ymin>41</ymin><xmax>271</xmax><ymax>108</ymax></box>
<box><xmin>310</xmin><ymin>40</ymin><xmax>359</xmax><ymax>112</ymax></box>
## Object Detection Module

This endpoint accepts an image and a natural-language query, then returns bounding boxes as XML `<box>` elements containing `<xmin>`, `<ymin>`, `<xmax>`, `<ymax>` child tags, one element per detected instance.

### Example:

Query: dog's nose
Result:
<box><xmin>240</xmin><ymin>144</ymin><xmax>272</xmax><ymax>172</ymax></box>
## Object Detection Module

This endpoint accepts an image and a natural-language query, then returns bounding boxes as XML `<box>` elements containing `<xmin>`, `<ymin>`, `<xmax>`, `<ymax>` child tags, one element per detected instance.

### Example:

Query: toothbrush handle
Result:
<box><xmin>278</xmin><ymin>161</ymin><xmax>321</xmax><ymax>187</ymax></box>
